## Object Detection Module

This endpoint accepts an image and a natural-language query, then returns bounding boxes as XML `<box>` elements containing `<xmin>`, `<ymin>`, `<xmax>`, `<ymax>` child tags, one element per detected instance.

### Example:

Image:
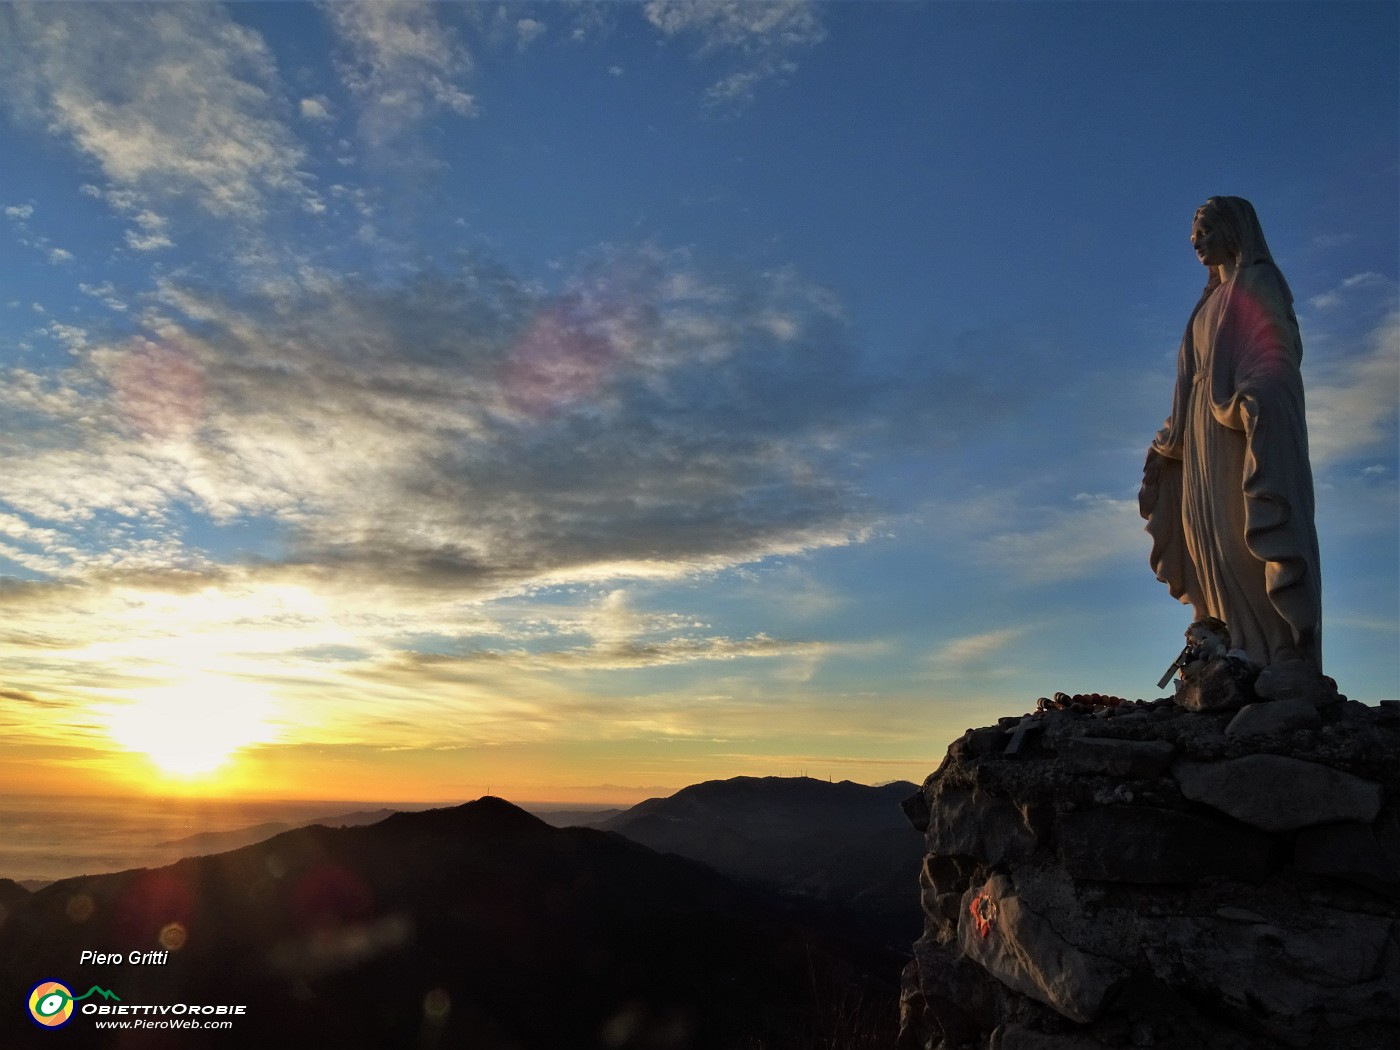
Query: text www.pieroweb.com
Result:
<box><xmin>94</xmin><ymin>1017</ymin><xmax>236</xmax><ymax>1031</ymax></box>
<box><xmin>85</xmin><ymin>1003</ymin><xmax>244</xmax><ymax>1031</ymax></box>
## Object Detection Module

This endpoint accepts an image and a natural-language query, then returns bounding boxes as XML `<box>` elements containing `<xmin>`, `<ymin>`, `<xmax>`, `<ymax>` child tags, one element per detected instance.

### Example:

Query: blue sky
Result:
<box><xmin>0</xmin><ymin>1</ymin><xmax>1395</xmax><ymax>803</ymax></box>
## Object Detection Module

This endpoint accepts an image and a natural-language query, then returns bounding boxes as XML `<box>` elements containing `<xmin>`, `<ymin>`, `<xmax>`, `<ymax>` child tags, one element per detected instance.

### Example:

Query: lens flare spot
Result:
<box><xmin>423</xmin><ymin>987</ymin><xmax>451</xmax><ymax>1022</ymax></box>
<box><xmin>65</xmin><ymin>894</ymin><xmax>95</xmax><ymax>924</ymax></box>
<box><xmin>159</xmin><ymin>922</ymin><xmax>188</xmax><ymax>951</ymax></box>
<box><xmin>106</xmin><ymin>337</ymin><xmax>206</xmax><ymax>439</ymax></box>
<box><xmin>504</xmin><ymin>291</ymin><xmax>642</xmax><ymax>417</ymax></box>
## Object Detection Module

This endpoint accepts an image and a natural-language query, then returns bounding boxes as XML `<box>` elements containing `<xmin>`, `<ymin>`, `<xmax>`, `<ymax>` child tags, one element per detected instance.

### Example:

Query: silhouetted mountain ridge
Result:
<box><xmin>0</xmin><ymin>794</ymin><xmax>898</xmax><ymax>1049</ymax></box>
<box><xmin>376</xmin><ymin>794</ymin><xmax>548</xmax><ymax>837</ymax></box>
<box><xmin>614</xmin><ymin>775</ymin><xmax>912</xmax><ymax>824</ymax></box>
<box><xmin>598</xmin><ymin>776</ymin><xmax>923</xmax><ymax>948</ymax></box>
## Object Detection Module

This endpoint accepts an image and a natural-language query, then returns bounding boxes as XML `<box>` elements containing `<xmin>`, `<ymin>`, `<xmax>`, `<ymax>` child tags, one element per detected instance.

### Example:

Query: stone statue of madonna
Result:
<box><xmin>1139</xmin><ymin>196</ymin><xmax>1322</xmax><ymax>674</ymax></box>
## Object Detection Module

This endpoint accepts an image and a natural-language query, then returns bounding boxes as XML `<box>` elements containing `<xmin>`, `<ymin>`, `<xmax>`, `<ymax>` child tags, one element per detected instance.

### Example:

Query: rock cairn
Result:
<box><xmin>898</xmin><ymin>686</ymin><xmax>1400</xmax><ymax>1049</ymax></box>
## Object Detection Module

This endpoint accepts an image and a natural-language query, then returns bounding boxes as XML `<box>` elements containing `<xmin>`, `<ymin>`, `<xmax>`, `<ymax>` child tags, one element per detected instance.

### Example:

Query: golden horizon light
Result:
<box><xmin>104</xmin><ymin>678</ymin><xmax>281</xmax><ymax>781</ymax></box>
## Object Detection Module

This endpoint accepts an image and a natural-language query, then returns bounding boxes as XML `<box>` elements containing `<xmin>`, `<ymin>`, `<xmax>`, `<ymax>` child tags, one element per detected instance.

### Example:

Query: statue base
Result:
<box><xmin>1255</xmin><ymin>659</ymin><xmax>1340</xmax><ymax>705</ymax></box>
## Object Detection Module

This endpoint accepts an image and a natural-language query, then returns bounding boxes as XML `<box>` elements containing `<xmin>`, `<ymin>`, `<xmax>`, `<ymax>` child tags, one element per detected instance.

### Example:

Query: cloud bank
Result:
<box><xmin>0</xmin><ymin>247</ymin><xmax>884</xmax><ymax>598</ymax></box>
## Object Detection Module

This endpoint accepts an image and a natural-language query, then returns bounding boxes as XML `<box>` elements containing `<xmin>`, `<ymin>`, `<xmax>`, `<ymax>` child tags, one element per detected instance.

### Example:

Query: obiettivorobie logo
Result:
<box><xmin>27</xmin><ymin>981</ymin><xmax>120</xmax><ymax>1028</ymax></box>
<box><xmin>26</xmin><ymin>979</ymin><xmax>248</xmax><ymax>1031</ymax></box>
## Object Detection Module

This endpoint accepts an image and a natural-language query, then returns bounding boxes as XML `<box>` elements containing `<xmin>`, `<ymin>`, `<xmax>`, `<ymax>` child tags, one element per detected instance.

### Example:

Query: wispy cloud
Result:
<box><xmin>917</xmin><ymin>488</ymin><xmax>1145</xmax><ymax>587</ymax></box>
<box><xmin>515</xmin><ymin>17</ymin><xmax>548</xmax><ymax>51</ymax></box>
<box><xmin>643</xmin><ymin>0</ymin><xmax>827</xmax><ymax>110</ymax></box>
<box><xmin>920</xmin><ymin>627</ymin><xmax>1030</xmax><ymax>688</ymax></box>
<box><xmin>1305</xmin><ymin>273</ymin><xmax>1399</xmax><ymax>468</ymax></box>
<box><xmin>299</xmin><ymin>96</ymin><xmax>333</xmax><ymax>122</ymax></box>
<box><xmin>1</xmin><ymin>3</ymin><xmax>309</xmax><ymax>220</ymax></box>
<box><xmin>124</xmin><ymin>210</ymin><xmax>173</xmax><ymax>252</ymax></box>
<box><xmin>928</xmin><ymin>628</ymin><xmax>1026</xmax><ymax>667</ymax></box>
<box><xmin>975</xmin><ymin>493</ymin><xmax>1143</xmax><ymax>583</ymax></box>
<box><xmin>643</xmin><ymin>0</ymin><xmax>826</xmax><ymax>53</ymax></box>
<box><xmin>79</xmin><ymin>283</ymin><xmax>129</xmax><ymax>313</ymax></box>
<box><xmin>324</xmin><ymin>0</ymin><xmax>476</xmax><ymax>149</ymax></box>
<box><xmin>1308</xmin><ymin>272</ymin><xmax>1387</xmax><ymax>311</ymax></box>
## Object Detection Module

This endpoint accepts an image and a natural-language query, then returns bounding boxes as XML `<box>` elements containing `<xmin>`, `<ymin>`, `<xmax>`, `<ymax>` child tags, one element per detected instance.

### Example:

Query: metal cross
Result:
<box><xmin>1003</xmin><ymin>716</ymin><xmax>1043</xmax><ymax>756</ymax></box>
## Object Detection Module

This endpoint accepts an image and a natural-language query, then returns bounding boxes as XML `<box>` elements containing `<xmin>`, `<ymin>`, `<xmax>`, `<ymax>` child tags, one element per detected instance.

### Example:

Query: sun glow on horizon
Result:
<box><xmin>105</xmin><ymin>679</ymin><xmax>281</xmax><ymax>780</ymax></box>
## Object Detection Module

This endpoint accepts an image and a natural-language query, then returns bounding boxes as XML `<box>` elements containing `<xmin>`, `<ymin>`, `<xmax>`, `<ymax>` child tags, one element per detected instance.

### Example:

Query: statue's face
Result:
<box><xmin>1190</xmin><ymin>214</ymin><xmax>1231</xmax><ymax>268</ymax></box>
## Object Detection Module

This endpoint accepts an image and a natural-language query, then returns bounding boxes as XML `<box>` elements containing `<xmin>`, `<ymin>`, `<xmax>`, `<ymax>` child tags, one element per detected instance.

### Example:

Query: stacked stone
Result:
<box><xmin>898</xmin><ymin>687</ymin><xmax>1400</xmax><ymax>1050</ymax></box>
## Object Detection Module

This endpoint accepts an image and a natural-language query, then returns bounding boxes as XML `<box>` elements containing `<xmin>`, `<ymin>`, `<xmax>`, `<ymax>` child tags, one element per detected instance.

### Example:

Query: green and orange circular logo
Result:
<box><xmin>28</xmin><ymin>981</ymin><xmax>75</xmax><ymax>1027</ymax></box>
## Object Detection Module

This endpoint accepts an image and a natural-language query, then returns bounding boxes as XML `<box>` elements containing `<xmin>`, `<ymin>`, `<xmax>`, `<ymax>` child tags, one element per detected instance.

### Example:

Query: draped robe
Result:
<box><xmin>1139</xmin><ymin>260</ymin><xmax>1322</xmax><ymax>671</ymax></box>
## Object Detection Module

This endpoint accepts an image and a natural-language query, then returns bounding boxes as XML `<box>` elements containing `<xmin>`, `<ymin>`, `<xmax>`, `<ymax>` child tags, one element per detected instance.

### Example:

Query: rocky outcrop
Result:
<box><xmin>899</xmin><ymin>692</ymin><xmax>1400</xmax><ymax>1049</ymax></box>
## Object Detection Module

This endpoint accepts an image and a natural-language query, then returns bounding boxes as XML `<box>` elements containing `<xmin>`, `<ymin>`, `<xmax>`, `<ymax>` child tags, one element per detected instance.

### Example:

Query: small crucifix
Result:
<box><xmin>1003</xmin><ymin>716</ymin><xmax>1043</xmax><ymax>757</ymax></box>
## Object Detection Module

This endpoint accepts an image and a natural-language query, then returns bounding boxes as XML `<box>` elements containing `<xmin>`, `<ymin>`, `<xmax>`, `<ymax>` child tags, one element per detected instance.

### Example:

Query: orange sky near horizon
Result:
<box><xmin>0</xmin><ymin>700</ymin><xmax>952</xmax><ymax>806</ymax></box>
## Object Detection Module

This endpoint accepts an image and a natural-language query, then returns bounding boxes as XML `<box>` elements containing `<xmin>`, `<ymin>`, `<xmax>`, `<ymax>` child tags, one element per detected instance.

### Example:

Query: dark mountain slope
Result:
<box><xmin>0</xmin><ymin>796</ymin><xmax>897</xmax><ymax>1050</ymax></box>
<box><xmin>600</xmin><ymin>777</ymin><xmax>924</xmax><ymax>947</ymax></box>
<box><xmin>0</xmin><ymin>877</ymin><xmax>28</xmax><ymax>909</ymax></box>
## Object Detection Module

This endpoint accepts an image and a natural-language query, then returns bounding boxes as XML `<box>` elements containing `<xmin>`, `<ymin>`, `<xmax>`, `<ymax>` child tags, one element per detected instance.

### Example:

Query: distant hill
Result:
<box><xmin>598</xmin><ymin>776</ymin><xmax>924</xmax><ymax>948</ymax></box>
<box><xmin>151</xmin><ymin>808</ymin><xmax>397</xmax><ymax>852</ymax></box>
<box><xmin>526</xmin><ymin>806</ymin><xmax>623</xmax><ymax>828</ymax></box>
<box><xmin>0</xmin><ymin>796</ymin><xmax>899</xmax><ymax>1049</ymax></box>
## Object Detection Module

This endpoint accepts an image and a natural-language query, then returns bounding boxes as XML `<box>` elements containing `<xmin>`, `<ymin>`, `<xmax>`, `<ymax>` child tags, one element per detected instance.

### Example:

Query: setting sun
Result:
<box><xmin>106</xmin><ymin>680</ymin><xmax>279</xmax><ymax>779</ymax></box>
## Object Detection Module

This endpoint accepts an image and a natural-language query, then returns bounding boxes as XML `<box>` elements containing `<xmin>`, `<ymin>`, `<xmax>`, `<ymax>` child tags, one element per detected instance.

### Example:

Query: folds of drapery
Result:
<box><xmin>1140</xmin><ymin>261</ymin><xmax>1321</xmax><ymax>669</ymax></box>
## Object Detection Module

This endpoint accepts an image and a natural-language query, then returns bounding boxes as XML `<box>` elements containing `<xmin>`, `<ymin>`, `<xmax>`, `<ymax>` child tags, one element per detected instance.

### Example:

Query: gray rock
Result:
<box><xmin>1173</xmin><ymin>658</ymin><xmax>1249</xmax><ymax>712</ymax></box>
<box><xmin>1224</xmin><ymin>697</ymin><xmax>1321</xmax><ymax>738</ymax></box>
<box><xmin>1294</xmin><ymin>821</ymin><xmax>1400</xmax><ymax>896</ymax></box>
<box><xmin>1377</xmin><ymin>807</ymin><xmax>1400</xmax><ymax>870</ymax></box>
<box><xmin>1058</xmin><ymin>737</ymin><xmax>1176</xmax><ymax>778</ymax></box>
<box><xmin>919</xmin><ymin>854</ymin><xmax>976</xmax><ymax>927</ymax></box>
<box><xmin>1140</xmin><ymin>908</ymin><xmax>1397</xmax><ymax>1042</ymax></box>
<box><xmin>989</xmin><ymin>1024</ymin><xmax>1104</xmax><ymax>1049</ymax></box>
<box><xmin>968</xmin><ymin>724</ymin><xmax>1009</xmax><ymax>756</ymax></box>
<box><xmin>928</xmin><ymin>785</ymin><xmax>1037</xmax><ymax>865</ymax></box>
<box><xmin>902</xmin><ymin>789</ymin><xmax>931</xmax><ymax>833</ymax></box>
<box><xmin>909</xmin><ymin>934</ymin><xmax>998</xmax><ymax>1047</ymax></box>
<box><xmin>1173</xmin><ymin>754</ymin><xmax>1383</xmax><ymax>831</ymax></box>
<box><xmin>1059</xmin><ymin>805</ymin><xmax>1273</xmax><ymax>884</ymax></box>
<box><xmin>1254</xmin><ymin>659</ymin><xmax>1338</xmax><ymax>704</ymax></box>
<box><xmin>936</xmin><ymin>891</ymin><xmax>963</xmax><ymax>924</ymax></box>
<box><xmin>958</xmin><ymin>875</ymin><xmax>1126</xmax><ymax>1024</ymax></box>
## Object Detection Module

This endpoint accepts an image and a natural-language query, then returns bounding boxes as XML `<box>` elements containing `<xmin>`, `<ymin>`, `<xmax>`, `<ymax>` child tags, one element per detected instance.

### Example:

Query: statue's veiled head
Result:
<box><xmin>1194</xmin><ymin>196</ymin><xmax>1273</xmax><ymax>270</ymax></box>
<box><xmin>1192</xmin><ymin>196</ymin><xmax>1293</xmax><ymax>307</ymax></box>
